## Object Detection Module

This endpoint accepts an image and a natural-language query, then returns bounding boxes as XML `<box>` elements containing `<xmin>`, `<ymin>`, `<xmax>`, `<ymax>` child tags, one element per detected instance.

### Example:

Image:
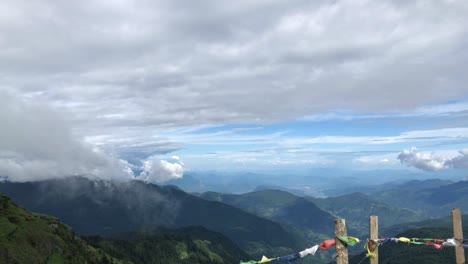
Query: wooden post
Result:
<box><xmin>335</xmin><ymin>218</ymin><xmax>348</xmax><ymax>264</ymax></box>
<box><xmin>369</xmin><ymin>215</ymin><xmax>379</xmax><ymax>264</ymax></box>
<box><xmin>452</xmin><ymin>208</ymin><xmax>465</xmax><ymax>264</ymax></box>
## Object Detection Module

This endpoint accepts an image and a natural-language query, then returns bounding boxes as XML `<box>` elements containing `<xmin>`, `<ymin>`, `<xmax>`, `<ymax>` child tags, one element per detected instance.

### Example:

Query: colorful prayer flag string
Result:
<box><xmin>240</xmin><ymin>236</ymin><xmax>468</xmax><ymax>263</ymax></box>
<box><xmin>239</xmin><ymin>237</ymin><xmax>358</xmax><ymax>264</ymax></box>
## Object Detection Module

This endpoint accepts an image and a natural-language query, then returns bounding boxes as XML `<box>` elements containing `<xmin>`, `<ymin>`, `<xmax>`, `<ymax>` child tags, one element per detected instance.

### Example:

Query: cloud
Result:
<box><xmin>0</xmin><ymin>91</ymin><xmax>134</xmax><ymax>182</ymax></box>
<box><xmin>1</xmin><ymin>0</ymin><xmax>467</xmax><ymax>136</ymax></box>
<box><xmin>1</xmin><ymin>0</ymin><xmax>468</xmax><ymax>176</ymax></box>
<box><xmin>397</xmin><ymin>147</ymin><xmax>468</xmax><ymax>172</ymax></box>
<box><xmin>354</xmin><ymin>156</ymin><xmax>393</xmax><ymax>164</ymax></box>
<box><xmin>139</xmin><ymin>156</ymin><xmax>185</xmax><ymax>183</ymax></box>
<box><xmin>446</xmin><ymin>150</ymin><xmax>468</xmax><ymax>170</ymax></box>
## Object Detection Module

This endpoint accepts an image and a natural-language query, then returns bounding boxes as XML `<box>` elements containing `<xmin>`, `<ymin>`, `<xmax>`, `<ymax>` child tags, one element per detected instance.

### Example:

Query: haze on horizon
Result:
<box><xmin>1</xmin><ymin>0</ymin><xmax>467</xmax><ymax>184</ymax></box>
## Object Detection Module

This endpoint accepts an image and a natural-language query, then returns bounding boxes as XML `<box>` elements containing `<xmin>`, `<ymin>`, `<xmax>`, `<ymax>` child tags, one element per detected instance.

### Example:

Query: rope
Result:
<box><xmin>356</xmin><ymin>254</ymin><xmax>368</xmax><ymax>264</ymax></box>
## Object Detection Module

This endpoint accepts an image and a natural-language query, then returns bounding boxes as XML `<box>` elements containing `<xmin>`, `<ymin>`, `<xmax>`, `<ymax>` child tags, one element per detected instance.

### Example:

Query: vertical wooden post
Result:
<box><xmin>369</xmin><ymin>215</ymin><xmax>379</xmax><ymax>264</ymax></box>
<box><xmin>452</xmin><ymin>208</ymin><xmax>465</xmax><ymax>264</ymax></box>
<box><xmin>335</xmin><ymin>218</ymin><xmax>348</xmax><ymax>264</ymax></box>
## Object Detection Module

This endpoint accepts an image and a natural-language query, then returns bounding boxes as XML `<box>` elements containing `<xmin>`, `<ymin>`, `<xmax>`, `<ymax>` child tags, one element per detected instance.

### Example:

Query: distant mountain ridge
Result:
<box><xmin>201</xmin><ymin>189</ymin><xmax>336</xmax><ymax>236</ymax></box>
<box><xmin>382</xmin><ymin>213</ymin><xmax>468</xmax><ymax>237</ymax></box>
<box><xmin>307</xmin><ymin>192</ymin><xmax>427</xmax><ymax>236</ymax></box>
<box><xmin>373</xmin><ymin>180</ymin><xmax>468</xmax><ymax>217</ymax></box>
<box><xmin>0</xmin><ymin>191</ymin><xmax>253</xmax><ymax>264</ymax></box>
<box><xmin>324</xmin><ymin>178</ymin><xmax>453</xmax><ymax>197</ymax></box>
<box><xmin>0</xmin><ymin>177</ymin><xmax>302</xmax><ymax>258</ymax></box>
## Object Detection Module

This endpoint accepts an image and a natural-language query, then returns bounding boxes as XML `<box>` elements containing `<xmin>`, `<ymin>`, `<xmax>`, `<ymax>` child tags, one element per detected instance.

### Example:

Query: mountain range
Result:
<box><xmin>307</xmin><ymin>192</ymin><xmax>426</xmax><ymax>236</ymax></box>
<box><xmin>2</xmin><ymin>176</ymin><xmax>468</xmax><ymax>264</ymax></box>
<box><xmin>373</xmin><ymin>180</ymin><xmax>468</xmax><ymax>217</ymax></box>
<box><xmin>0</xmin><ymin>191</ymin><xmax>252</xmax><ymax>264</ymax></box>
<box><xmin>0</xmin><ymin>177</ymin><xmax>301</xmax><ymax>259</ymax></box>
<box><xmin>200</xmin><ymin>189</ymin><xmax>336</xmax><ymax>238</ymax></box>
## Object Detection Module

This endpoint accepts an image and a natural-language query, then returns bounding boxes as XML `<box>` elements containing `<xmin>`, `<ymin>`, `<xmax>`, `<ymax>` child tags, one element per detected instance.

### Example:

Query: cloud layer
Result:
<box><xmin>0</xmin><ymin>92</ymin><xmax>135</xmax><ymax>182</ymax></box>
<box><xmin>1</xmin><ymin>0</ymin><xmax>467</xmax><ymax>179</ymax></box>
<box><xmin>140</xmin><ymin>156</ymin><xmax>185</xmax><ymax>183</ymax></box>
<box><xmin>0</xmin><ymin>92</ymin><xmax>187</xmax><ymax>183</ymax></box>
<box><xmin>398</xmin><ymin>147</ymin><xmax>468</xmax><ymax>172</ymax></box>
<box><xmin>2</xmin><ymin>0</ymin><xmax>467</xmax><ymax>133</ymax></box>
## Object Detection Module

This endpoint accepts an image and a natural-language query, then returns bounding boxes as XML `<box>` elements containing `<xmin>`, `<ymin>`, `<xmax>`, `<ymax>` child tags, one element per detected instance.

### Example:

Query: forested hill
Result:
<box><xmin>382</xmin><ymin>213</ymin><xmax>468</xmax><ymax>237</ymax></box>
<box><xmin>374</xmin><ymin>180</ymin><xmax>468</xmax><ymax>217</ymax></box>
<box><xmin>349</xmin><ymin>227</ymin><xmax>468</xmax><ymax>264</ymax></box>
<box><xmin>201</xmin><ymin>189</ymin><xmax>336</xmax><ymax>236</ymax></box>
<box><xmin>0</xmin><ymin>192</ymin><xmax>253</xmax><ymax>264</ymax></box>
<box><xmin>84</xmin><ymin>226</ymin><xmax>252</xmax><ymax>264</ymax></box>
<box><xmin>0</xmin><ymin>192</ymin><xmax>125</xmax><ymax>264</ymax></box>
<box><xmin>307</xmin><ymin>192</ymin><xmax>426</xmax><ymax>236</ymax></box>
<box><xmin>0</xmin><ymin>177</ymin><xmax>302</xmax><ymax>259</ymax></box>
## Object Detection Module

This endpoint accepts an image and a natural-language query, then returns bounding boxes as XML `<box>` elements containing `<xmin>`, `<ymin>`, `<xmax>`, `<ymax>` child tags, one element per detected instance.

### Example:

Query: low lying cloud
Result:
<box><xmin>0</xmin><ymin>91</ymin><xmax>135</xmax><ymax>182</ymax></box>
<box><xmin>446</xmin><ymin>150</ymin><xmax>468</xmax><ymax>170</ymax></box>
<box><xmin>0</xmin><ymin>92</ymin><xmax>187</xmax><ymax>183</ymax></box>
<box><xmin>397</xmin><ymin>147</ymin><xmax>468</xmax><ymax>172</ymax></box>
<box><xmin>139</xmin><ymin>156</ymin><xmax>184</xmax><ymax>183</ymax></box>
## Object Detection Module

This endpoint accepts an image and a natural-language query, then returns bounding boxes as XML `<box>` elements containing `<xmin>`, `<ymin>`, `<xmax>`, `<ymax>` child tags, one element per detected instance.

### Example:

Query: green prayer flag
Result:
<box><xmin>337</xmin><ymin>236</ymin><xmax>360</xmax><ymax>246</ymax></box>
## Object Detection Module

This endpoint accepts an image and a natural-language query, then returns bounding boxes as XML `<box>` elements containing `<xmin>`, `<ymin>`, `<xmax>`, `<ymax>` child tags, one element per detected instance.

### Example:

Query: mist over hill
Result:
<box><xmin>1</xmin><ymin>191</ymin><xmax>253</xmax><ymax>264</ymax></box>
<box><xmin>167</xmin><ymin>169</ymin><xmax>464</xmax><ymax>196</ymax></box>
<box><xmin>0</xmin><ymin>177</ymin><xmax>303</xmax><ymax>259</ymax></box>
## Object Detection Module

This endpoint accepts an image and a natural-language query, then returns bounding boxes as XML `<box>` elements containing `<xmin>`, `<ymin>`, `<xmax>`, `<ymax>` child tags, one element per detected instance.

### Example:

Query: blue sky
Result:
<box><xmin>0</xmin><ymin>0</ymin><xmax>467</xmax><ymax>183</ymax></box>
<box><xmin>167</xmin><ymin>103</ymin><xmax>468</xmax><ymax>173</ymax></box>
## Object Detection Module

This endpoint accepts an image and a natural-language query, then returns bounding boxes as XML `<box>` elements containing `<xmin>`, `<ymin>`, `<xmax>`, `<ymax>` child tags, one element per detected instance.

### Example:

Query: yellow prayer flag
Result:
<box><xmin>397</xmin><ymin>237</ymin><xmax>411</xmax><ymax>243</ymax></box>
<box><xmin>259</xmin><ymin>255</ymin><xmax>276</xmax><ymax>263</ymax></box>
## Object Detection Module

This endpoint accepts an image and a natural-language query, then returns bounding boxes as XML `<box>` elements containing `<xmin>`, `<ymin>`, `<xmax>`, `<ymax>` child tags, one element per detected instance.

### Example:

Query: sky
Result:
<box><xmin>1</xmin><ymin>0</ymin><xmax>468</xmax><ymax>183</ymax></box>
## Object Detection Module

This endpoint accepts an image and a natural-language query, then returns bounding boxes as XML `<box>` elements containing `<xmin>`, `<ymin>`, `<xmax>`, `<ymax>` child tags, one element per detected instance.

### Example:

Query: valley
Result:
<box><xmin>2</xmin><ymin>177</ymin><xmax>467</xmax><ymax>263</ymax></box>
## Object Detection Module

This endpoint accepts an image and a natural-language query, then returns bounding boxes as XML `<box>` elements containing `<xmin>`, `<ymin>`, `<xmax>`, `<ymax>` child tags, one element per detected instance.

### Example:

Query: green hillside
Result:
<box><xmin>200</xmin><ymin>189</ymin><xmax>338</xmax><ymax>263</ymax></box>
<box><xmin>0</xmin><ymin>177</ymin><xmax>302</xmax><ymax>259</ymax></box>
<box><xmin>0</xmin><ymin>192</ymin><xmax>126</xmax><ymax>264</ymax></box>
<box><xmin>85</xmin><ymin>226</ymin><xmax>251</xmax><ymax>264</ymax></box>
<box><xmin>349</xmin><ymin>213</ymin><xmax>468</xmax><ymax>264</ymax></box>
<box><xmin>201</xmin><ymin>189</ymin><xmax>336</xmax><ymax>239</ymax></box>
<box><xmin>374</xmin><ymin>180</ymin><xmax>468</xmax><ymax>217</ymax></box>
<box><xmin>307</xmin><ymin>192</ymin><xmax>426</xmax><ymax>236</ymax></box>
<box><xmin>349</xmin><ymin>227</ymin><xmax>468</xmax><ymax>264</ymax></box>
<box><xmin>0</xmin><ymin>191</ymin><xmax>255</xmax><ymax>264</ymax></box>
<box><xmin>382</xmin><ymin>214</ymin><xmax>468</xmax><ymax>237</ymax></box>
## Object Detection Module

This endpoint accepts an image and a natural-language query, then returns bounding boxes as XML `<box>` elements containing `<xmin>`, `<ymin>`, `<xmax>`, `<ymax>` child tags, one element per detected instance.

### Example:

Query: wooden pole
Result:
<box><xmin>369</xmin><ymin>215</ymin><xmax>379</xmax><ymax>264</ymax></box>
<box><xmin>335</xmin><ymin>218</ymin><xmax>348</xmax><ymax>264</ymax></box>
<box><xmin>452</xmin><ymin>208</ymin><xmax>465</xmax><ymax>264</ymax></box>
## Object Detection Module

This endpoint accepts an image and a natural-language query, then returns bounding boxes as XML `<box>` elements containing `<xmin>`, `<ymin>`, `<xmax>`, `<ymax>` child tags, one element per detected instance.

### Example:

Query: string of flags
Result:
<box><xmin>239</xmin><ymin>236</ymin><xmax>360</xmax><ymax>264</ymax></box>
<box><xmin>240</xmin><ymin>236</ymin><xmax>468</xmax><ymax>263</ymax></box>
<box><xmin>365</xmin><ymin>237</ymin><xmax>468</xmax><ymax>258</ymax></box>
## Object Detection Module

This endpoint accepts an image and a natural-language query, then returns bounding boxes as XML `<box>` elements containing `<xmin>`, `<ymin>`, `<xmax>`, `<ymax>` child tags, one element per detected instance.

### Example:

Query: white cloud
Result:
<box><xmin>1</xmin><ymin>0</ymin><xmax>468</xmax><ymax>176</ymax></box>
<box><xmin>397</xmin><ymin>147</ymin><xmax>468</xmax><ymax>172</ymax></box>
<box><xmin>446</xmin><ymin>150</ymin><xmax>468</xmax><ymax>169</ymax></box>
<box><xmin>139</xmin><ymin>155</ymin><xmax>185</xmax><ymax>183</ymax></box>
<box><xmin>1</xmin><ymin>0</ymin><xmax>467</xmax><ymax>136</ymax></box>
<box><xmin>0</xmin><ymin>91</ymin><xmax>134</xmax><ymax>182</ymax></box>
<box><xmin>354</xmin><ymin>155</ymin><xmax>395</xmax><ymax>164</ymax></box>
